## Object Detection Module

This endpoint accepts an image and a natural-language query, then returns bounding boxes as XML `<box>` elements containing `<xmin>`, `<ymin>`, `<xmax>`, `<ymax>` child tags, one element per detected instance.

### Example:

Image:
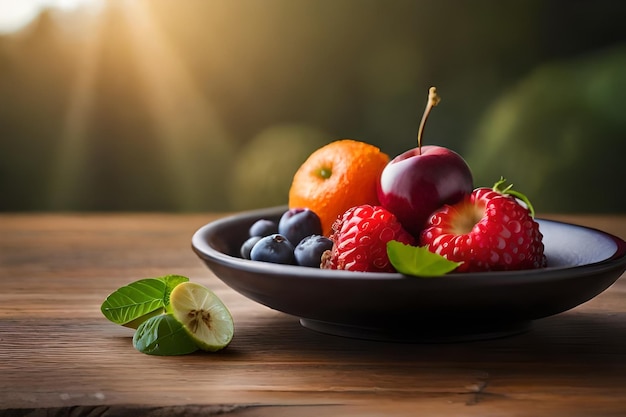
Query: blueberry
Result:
<box><xmin>240</xmin><ymin>236</ymin><xmax>262</xmax><ymax>259</ymax></box>
<box><xmin>278</xmin><ymin>208</ymin><xmax>323</xmax><ymax>246</ymax></box>
<box><xmin>249</xmin><ymin>219</ymin><xmax>278</xmax><ymax>237</ymax></box>
<box><xmin>294</xmin><ymin>235</ymin><xmax>333</xmax><ymax>268</ymax></box>
<box><xmin>250</xmin><ymin>234</ymin><xmax>296</xmax><ymax>265</ymax></box>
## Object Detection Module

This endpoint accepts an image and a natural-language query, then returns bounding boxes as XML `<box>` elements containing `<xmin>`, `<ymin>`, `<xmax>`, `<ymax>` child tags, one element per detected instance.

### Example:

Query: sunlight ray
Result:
<box><xmin>122</xmin><ymin>0</ymin><xmax>235</xmax><ymax>210</ymax></box>
<box><xmin>47</xmin><ymin>8</ymin><xmax>103</xmax><ymax>209</ymax></box>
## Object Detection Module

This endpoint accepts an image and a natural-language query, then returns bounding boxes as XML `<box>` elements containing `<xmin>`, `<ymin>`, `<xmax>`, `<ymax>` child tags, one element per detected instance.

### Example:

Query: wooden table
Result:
<box><xmin>1</xmin><ymin>213</ymin><xmax>625</xmax><ymax>416</ymax></box>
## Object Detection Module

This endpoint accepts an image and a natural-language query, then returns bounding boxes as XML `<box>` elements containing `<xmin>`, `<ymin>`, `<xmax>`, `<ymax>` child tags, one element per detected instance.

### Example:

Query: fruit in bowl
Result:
<box><xmin>278</xmin><ymin>208</ymin><xmax>323</xmax><ymax>247</ymax></box>
<box><xmin>420</xmin><ymin>178</ymin><xmax>546</xmax><ymax>272</ymax></box>
<box><xmin>240</xmin><ymin>206</ymin><xmax>333</xmax><ymax>268</ymax></box>
<box><xmin>377</xmin><ymin>87</ymin><xmax>474</xmax><ymax>237</ymax></box>
<box><xmin>243</xmin><ymin>177</ymin><xmax>546</xmax><ymax>275</ymax></box>
<box><xmin>242</xmin><ymin>87</ymin><xmax>546</xmax><ymax>276</ymax></box>
<box><xmin>288</xmin><ymin>139</ymin><xmax>389</xmax><ymax>236</ymax></box>
<box><xmin>321</xmin><ymin>204</ymin><xmax>415</xmax><ymax>273</ymax></box>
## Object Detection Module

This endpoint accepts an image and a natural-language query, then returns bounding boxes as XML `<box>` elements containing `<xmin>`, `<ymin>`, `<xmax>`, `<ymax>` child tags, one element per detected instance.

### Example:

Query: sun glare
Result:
<box><xmin>0</xmin><ymin>0</ymin><xmax>103</xmax><ymax>34</ymax></box>
<box><xmin>123</xmin><ymin>1</ymin><xmax>233</xmax><ymax>209</ymax></box>
<box><xmin>45</xmin><ymin>0</ymin><xmax>233</xmax><ymax>210</ymax></box>
<box><xmin>46</xmin><ymin>1</ymin><xmax>103</xmax><ymax>209</ymax></box>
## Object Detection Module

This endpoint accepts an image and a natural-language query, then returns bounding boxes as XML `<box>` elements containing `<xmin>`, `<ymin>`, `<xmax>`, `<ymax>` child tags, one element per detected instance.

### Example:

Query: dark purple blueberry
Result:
<box><xmin>278</xmin><ymin>208</ymin><xmax>323</xmax><ymax>246</ymax></box>
<box><xmin>249</xmin><ymin>234</ymin><xmax>296</xmax><ymax>265</ymax></box>
<box><xmin>240</xmin><ymin>236</ymin><xmax>262</xmax><ymax>259</ymax></box>
<box><xmin>249</xmin><ymin>219</ymin><xmax>278</xmax><ymax>237</ymax></box>
<box><xmin>294</xmin><ymin>235</ymin><xmax>333</xmax><ymax>268</ymax></box>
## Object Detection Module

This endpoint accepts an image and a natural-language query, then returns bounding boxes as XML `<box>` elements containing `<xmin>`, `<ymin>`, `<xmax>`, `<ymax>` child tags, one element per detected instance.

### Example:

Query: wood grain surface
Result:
<box><xmin>1</xmin><ymin>213</ymin><xmax>625</xmax><ymax>416</ymax></box>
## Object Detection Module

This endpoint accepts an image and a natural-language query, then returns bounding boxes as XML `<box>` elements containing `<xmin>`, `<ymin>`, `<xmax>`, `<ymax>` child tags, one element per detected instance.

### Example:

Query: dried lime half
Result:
<box><xmin>168</xmin><ymin>282</ymin><xmax>234</xmax><ymax>352</ymax></box>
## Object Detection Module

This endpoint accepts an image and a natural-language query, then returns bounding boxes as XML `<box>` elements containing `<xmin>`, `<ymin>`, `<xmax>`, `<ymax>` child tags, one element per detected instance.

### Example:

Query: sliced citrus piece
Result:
<box><xmin>168</xmin><ymin>282</ymin><xmax>234</xmax><ymax>352</ymax></box>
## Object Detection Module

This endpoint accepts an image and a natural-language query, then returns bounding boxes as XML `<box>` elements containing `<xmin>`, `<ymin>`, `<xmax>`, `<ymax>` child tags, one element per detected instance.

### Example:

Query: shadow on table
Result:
<box><xmin>229</xmin><ymin>309</ymin><xmax>626</xmax><ymax>367</ymax></box>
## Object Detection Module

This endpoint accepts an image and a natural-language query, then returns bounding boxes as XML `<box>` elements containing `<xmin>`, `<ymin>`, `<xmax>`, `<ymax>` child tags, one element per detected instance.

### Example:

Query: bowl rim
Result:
<box><xmin>191</xmin><ymin>206</ymin><xmax>626</xmax><ymax>283</ymax></box>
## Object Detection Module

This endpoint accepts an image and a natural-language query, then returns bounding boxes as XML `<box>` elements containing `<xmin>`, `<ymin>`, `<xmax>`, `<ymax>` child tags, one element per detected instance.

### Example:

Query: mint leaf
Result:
<box><xmin>133</xmin><ymin>314</ymin><xmax>199</xmax><ymax>356</ymax></box>
<box><xmin>387</xmin><ymin>241</ymin><xmax>462</xmax><ymax>277</ymax></box>
<box><xmin>101</xmin><ymin>275</ymin><xmax>189</xmax><ymax>328</ymax></box>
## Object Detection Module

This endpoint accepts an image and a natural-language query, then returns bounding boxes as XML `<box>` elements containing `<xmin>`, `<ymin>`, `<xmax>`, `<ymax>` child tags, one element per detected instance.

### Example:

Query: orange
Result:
<box><xmin>288</xmin><ymin>139</ymin><xmax>389</xmax><ymax>236</ymax></box>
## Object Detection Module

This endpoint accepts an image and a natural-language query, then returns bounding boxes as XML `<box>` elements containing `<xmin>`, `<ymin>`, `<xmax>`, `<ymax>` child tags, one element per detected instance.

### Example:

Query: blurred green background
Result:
<box><xmin>1</xmin><ymin>0</ymin><xmax>625</xmax><ymax>214</ymax></box>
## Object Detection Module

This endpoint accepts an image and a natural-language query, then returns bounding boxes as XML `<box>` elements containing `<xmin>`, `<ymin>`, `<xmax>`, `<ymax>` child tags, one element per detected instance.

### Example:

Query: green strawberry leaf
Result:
<box><xmin>133</xmin><ymin>314</ymin><xmax>199</xmax><ymax>356</ymax></box>
<box><xmin>101</xmin><ymin>275</ymin><xmax>189</xmax><ymax>328</ymax></box>
<box><xmin>387</xmin><ymin>241</ymin><xmax>462</xmax><ymax>277</ymax></box>
<box><xmin>493</xmin><ymin>177</ymin><xmax>536</xmax><ymax>218</ymax></box>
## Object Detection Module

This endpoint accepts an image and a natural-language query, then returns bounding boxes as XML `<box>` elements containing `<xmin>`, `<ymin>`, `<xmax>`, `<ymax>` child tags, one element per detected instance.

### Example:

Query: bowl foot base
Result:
<box><xmin>299</xmin><ymin>318</ymin><xmax>531</xmax><ymax>343</ymax></box>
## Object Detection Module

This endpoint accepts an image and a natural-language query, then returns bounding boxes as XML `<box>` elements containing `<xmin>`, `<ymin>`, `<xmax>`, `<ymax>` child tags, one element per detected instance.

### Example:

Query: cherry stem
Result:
<box><xmin>417</xmin><ymin>87</ymin><xmax>441</xmax><ymax>155</ymax></box>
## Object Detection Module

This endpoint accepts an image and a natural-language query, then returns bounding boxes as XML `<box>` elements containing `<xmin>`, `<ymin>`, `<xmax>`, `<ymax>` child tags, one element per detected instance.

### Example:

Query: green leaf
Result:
<box><xmin>492</xmin><ymin>177</ymin><xmax>536</xmax><ymax>218</ymax></box>
<box><xmin>387</xmin><ymin>241</ymin><xmax>462</xmax><ymax>277</ymax></box>
<box><xmin>133</xmin><ymin>314</ymin><xmax>199</xmax><ymax>356</ymax></box>
<box><xmin>101</xmin><ymin>275</ymin><xmax>189</xmax><ymax>328</ymax></box>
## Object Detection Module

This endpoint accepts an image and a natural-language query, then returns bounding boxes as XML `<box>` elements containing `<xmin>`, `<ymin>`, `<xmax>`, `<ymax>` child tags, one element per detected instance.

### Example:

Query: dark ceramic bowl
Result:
<box><xmin>192</xmin><ymin>206</ymin><xmax>626</xmax><ymax>342</ymax></box>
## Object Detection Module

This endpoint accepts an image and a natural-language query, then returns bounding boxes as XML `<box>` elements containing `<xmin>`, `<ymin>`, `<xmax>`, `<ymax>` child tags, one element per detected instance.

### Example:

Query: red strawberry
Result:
<box><xmin>321</xmin><ymin>205</ymin><xmax>415</xmax><ymax>273</ymax></box>
<box><xmin>420</xmin><ymin>179</ymin><xmax>547</xmax><ymax>272</ymax></box>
